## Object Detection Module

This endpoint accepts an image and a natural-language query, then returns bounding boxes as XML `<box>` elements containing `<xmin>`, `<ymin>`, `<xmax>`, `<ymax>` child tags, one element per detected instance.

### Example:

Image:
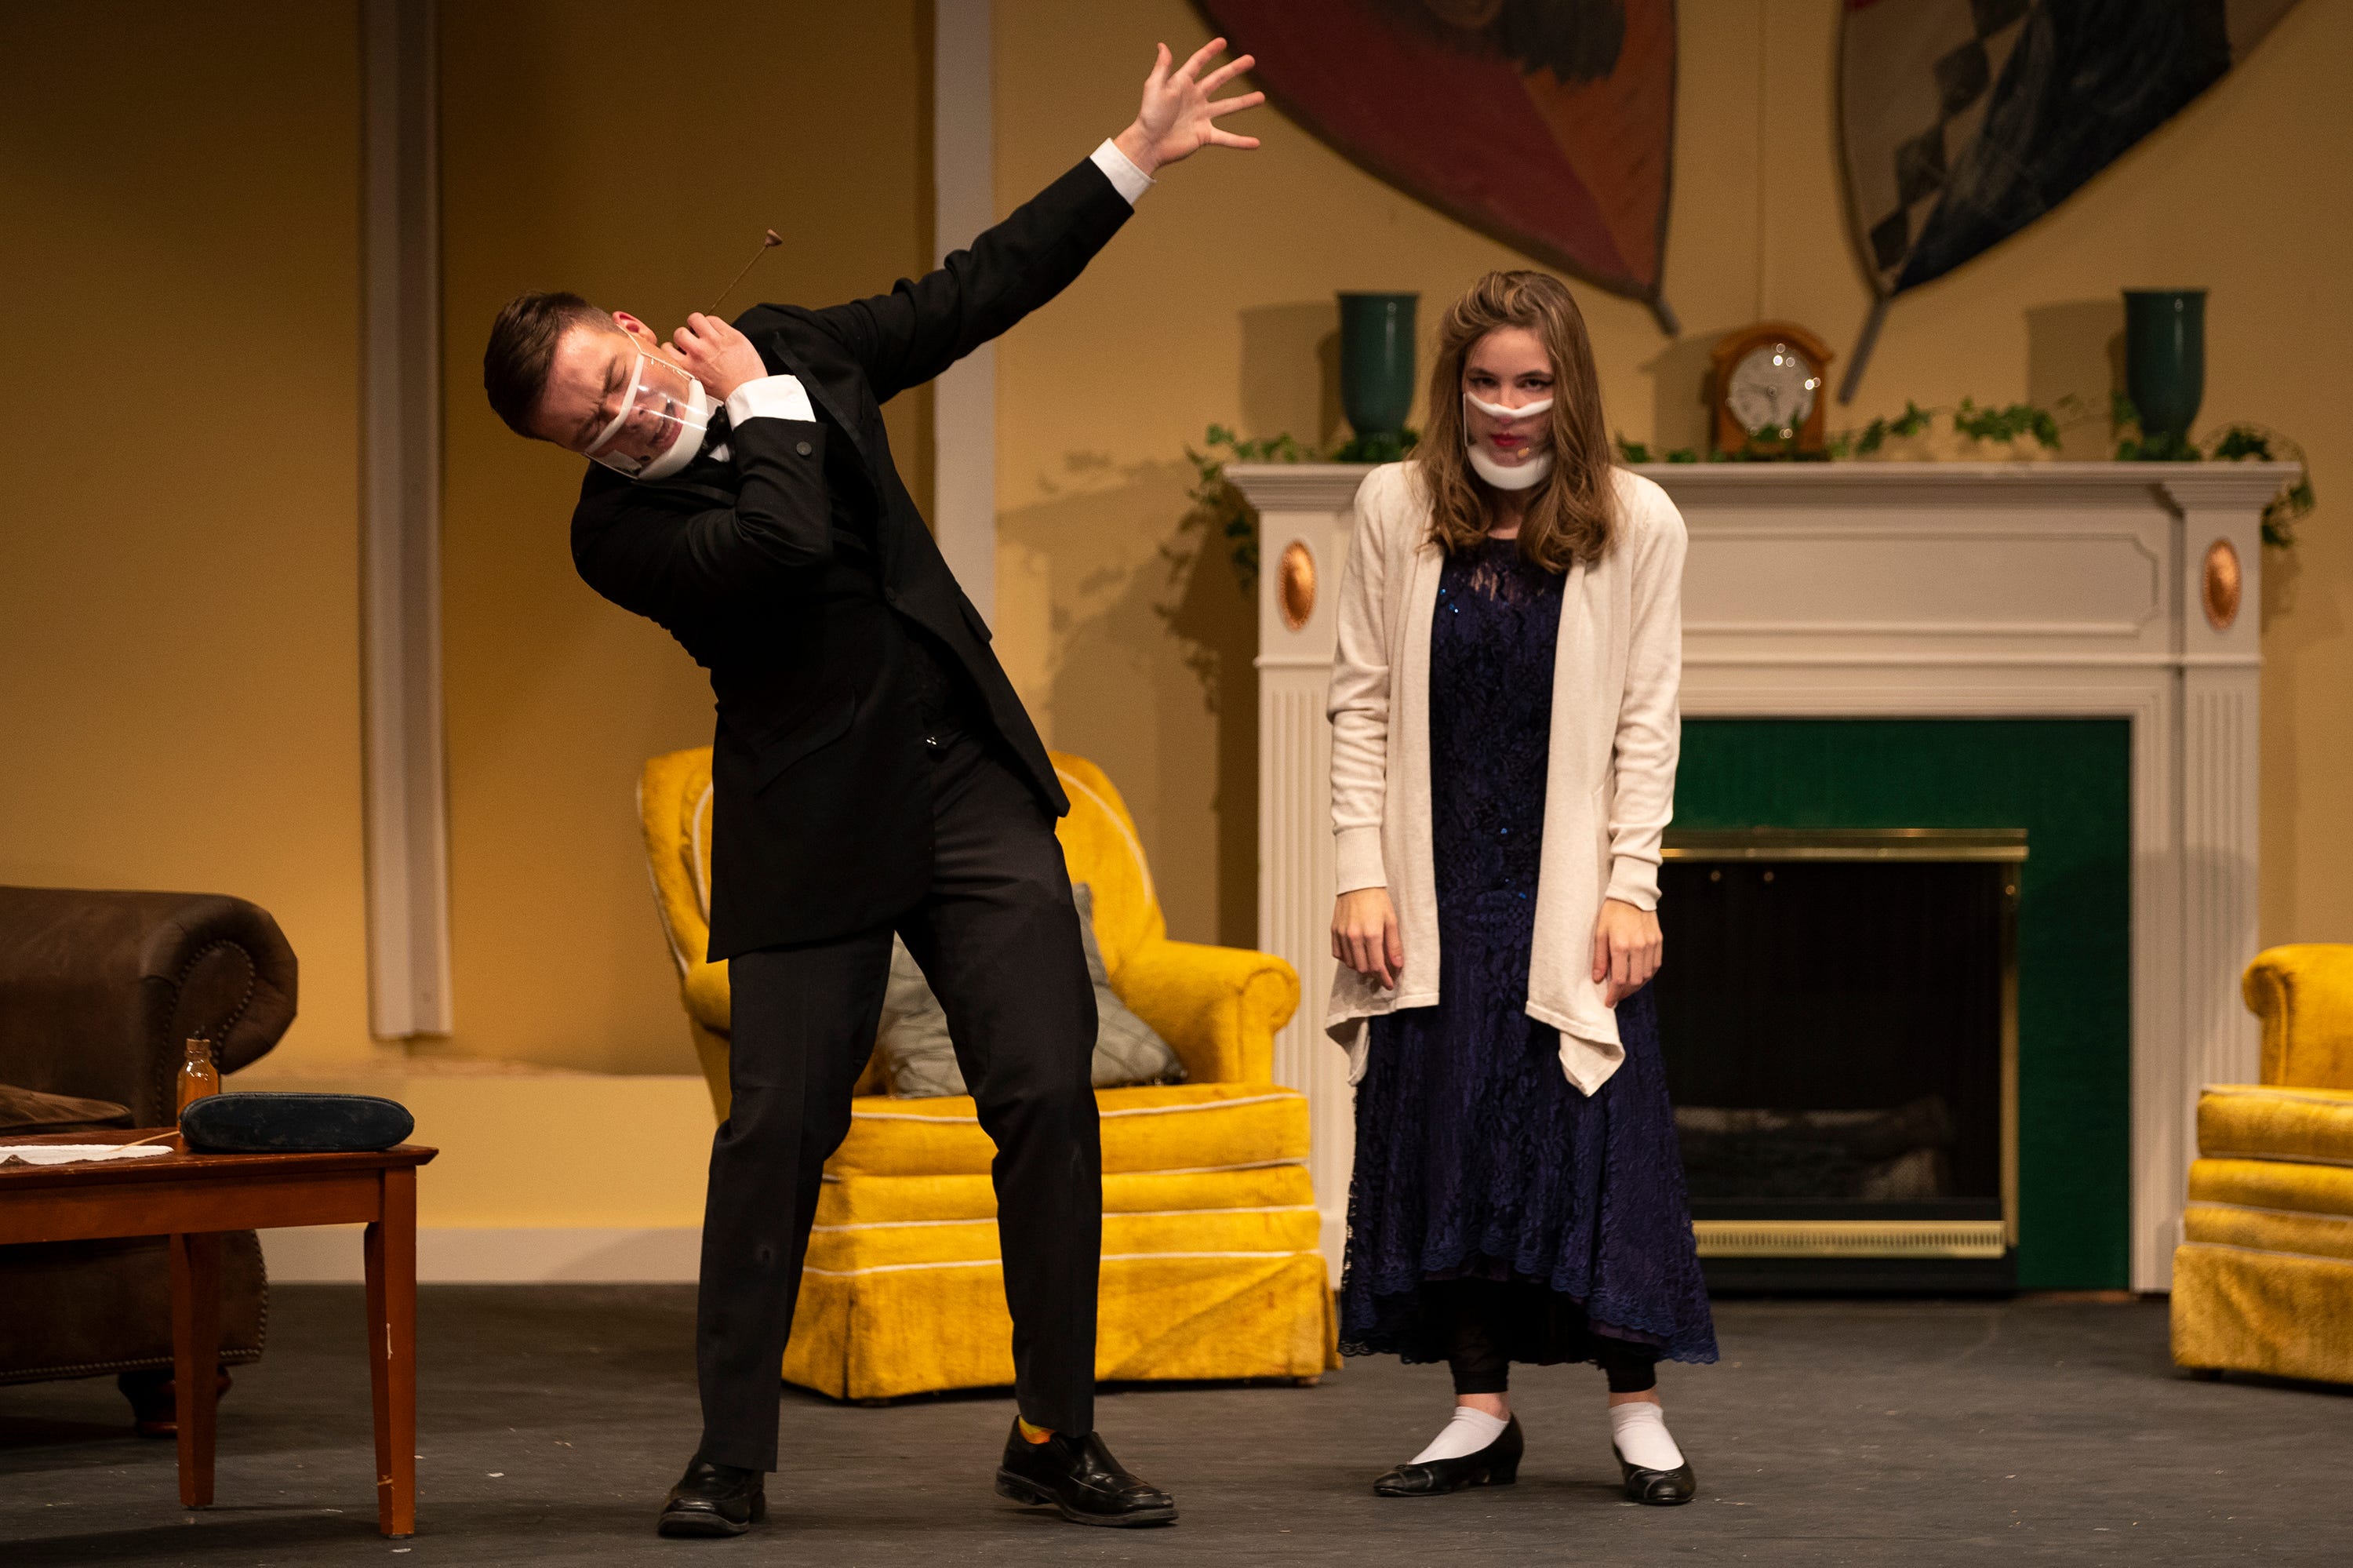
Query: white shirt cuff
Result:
<box><xmin>725</xmin><ymin>374</ymin><xmax>816</xmax><ymax>427</ymax></box>
<box><xmin>1090</xmin><ymin>138</ymin><xmax>1155</xmax><ymax>206</ymax></box>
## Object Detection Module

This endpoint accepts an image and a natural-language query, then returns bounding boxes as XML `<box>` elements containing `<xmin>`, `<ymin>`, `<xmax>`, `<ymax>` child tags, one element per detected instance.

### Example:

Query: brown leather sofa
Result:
<box><xmin>0</xmin><ymin>886</ymin><xmax>297</xmax><ymax>1429</ymax></box>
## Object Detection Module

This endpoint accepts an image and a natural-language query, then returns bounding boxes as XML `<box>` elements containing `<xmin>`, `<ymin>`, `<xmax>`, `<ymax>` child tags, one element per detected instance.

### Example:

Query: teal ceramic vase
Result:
<box><xmin>2123</xmin><ymin>289</ymin><xmax>2206</xmax><ymax>453</ymax></box>
<box><xmin>1338</xmin><ymin>292</ymin><xmax>1418</xmax><ymax>446</ymax></box>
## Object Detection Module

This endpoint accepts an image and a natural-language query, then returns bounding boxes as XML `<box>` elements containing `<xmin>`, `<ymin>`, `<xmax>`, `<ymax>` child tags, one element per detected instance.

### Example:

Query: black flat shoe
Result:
<box><xmin>657</xmin><ymin>1455</ymin><xmax>767</xmax><ymax>1537</ymax></box>
<box><xmin>1613</xmin><ymin>1443</ymin><xmax>1696</xmax><ymax>1505</ymax></box>
<box><xmin>995</xmin><ymin>1421</ymin><xmax>1179</xmax><ymax>1526</ymax></box>
<box><xmin>1373</xmin><ymin>1414</ymin><xmax>1522</xmax><ymax>1497</ymax></box>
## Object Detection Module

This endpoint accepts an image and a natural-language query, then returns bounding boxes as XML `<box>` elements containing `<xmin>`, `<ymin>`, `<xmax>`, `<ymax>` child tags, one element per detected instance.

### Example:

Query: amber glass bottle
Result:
<box><xmin>176</xmin><ymin>1035</ymin><xmax>220</xmax><ymax>1115</ymax></box>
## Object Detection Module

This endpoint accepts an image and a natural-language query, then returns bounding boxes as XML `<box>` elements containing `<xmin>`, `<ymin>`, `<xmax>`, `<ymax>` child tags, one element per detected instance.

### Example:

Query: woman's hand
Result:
<box><xmin>1591</xmin><ymin>898</ymin><xmax>1662</xmax><ymax>1006</ymax></box>
<box><xmin>1112</xmin><ymin>39</ymin><xmax>1264</xmax><ymax>174</ymax></box>
<box><xmin>1333</xmin><ymin>887</ymin><xmax>1404</xmax><ymax>990</ymax></box>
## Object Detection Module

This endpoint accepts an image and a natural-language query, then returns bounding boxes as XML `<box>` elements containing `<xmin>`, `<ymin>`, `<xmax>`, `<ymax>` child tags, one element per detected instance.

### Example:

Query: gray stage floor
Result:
<box><xmin>4</xmin><ymin>1286</ymin><xmax>2350</xmax><ymax>1565</ymax></box>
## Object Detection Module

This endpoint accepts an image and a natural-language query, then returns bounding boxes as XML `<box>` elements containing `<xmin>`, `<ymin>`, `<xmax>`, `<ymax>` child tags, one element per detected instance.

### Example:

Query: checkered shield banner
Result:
<box><xmin>1838</xmin><ymin>0</ymin><xmax>2298</xmax><ymax>395</ymax></box>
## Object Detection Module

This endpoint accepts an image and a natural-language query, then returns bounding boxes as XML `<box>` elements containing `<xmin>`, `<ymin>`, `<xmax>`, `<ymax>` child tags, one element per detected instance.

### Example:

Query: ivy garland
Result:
<box><xmin>1614</xmin><ymin>392</ymin><xmax>2313</xmax><ymax>548</ymax></box>
<box><xmin>2108</xmin><ymin>394</ymin><xmax>2315</xmax><ymax>547</ymax></box>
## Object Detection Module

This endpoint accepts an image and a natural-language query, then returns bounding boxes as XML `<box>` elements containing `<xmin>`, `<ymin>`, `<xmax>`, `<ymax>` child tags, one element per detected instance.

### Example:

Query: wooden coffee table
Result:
<box><xmin>0</xmin><ymin>1130</ymin><xmax>436</xmax><ymax>1537</ymax></box>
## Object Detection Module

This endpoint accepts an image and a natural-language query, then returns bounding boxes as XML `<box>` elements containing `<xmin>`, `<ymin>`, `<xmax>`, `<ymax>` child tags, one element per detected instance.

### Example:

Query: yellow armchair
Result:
<box><xmin>2173</xmin><ymin>945</ymin><xmax>2353</xmax><ymax>1383</ymax></box>
<box><xmin>638</xmin><ymin>746</ymin><xmax>1337</xmax><ymax>1401</ymax></box>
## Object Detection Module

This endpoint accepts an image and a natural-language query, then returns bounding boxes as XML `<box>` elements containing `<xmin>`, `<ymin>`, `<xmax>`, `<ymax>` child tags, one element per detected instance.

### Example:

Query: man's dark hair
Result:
<box><xmin>482</xmin><ymin>291</ymin><xmax>616</xmax><ymax>438</ymax></box>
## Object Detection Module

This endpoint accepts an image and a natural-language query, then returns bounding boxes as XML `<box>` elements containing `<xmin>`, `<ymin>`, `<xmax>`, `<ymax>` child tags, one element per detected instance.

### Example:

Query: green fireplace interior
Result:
<box><xmin>1675</xmin><ymin>719</ymin><xmax>2133</xmax><ymax>1290</ymax></box>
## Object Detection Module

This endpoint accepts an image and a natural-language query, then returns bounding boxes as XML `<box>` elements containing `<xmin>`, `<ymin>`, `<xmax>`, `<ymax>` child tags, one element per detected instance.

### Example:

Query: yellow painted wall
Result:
<box><xmin>992</xmin><ymin>0</ymin><xmax>2353</xmax><ymax>951</ymax></box>
<box><xmin>0</xmin><ymin>3</ymin><xmax>376</xmax><ymax>1066</ymax></box>
<box><xmin>5</xmin><ymin>5</ymin><xmax>2348</xmax><ymax>1243</ymax></box>
<box><xmin>436</xmin><ymin>2</ymin><xmax>933</xmax><ymax>1073</ymax></box>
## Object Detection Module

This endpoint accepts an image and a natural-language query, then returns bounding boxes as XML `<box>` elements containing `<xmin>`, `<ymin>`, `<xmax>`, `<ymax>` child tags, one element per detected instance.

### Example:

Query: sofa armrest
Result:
<box><xmin>1115</xmin><ymin>939</ymin><xmax>1297</xmax><ymax>1086</ymax></box>
<box><xmin>0</xmin><ymin>886</ymin><xmax>297</xmax><ymax>1124</ymax></box>
<box><xmin>2245</xmin><ymin>945</ymin><xmax>2353</xmax><ymax>1091</ymax></box>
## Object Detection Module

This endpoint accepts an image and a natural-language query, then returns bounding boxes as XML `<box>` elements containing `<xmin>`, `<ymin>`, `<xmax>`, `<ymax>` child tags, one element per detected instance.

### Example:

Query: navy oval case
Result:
<box><xmin>180</xmin><ymin>1092</ymin><xmax>414</xmax><ymax>1153</ymax></box>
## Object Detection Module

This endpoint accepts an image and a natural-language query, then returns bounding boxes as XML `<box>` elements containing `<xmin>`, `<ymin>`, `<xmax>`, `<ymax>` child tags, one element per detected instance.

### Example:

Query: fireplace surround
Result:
<box><xmin>1235</xmin><ymin>460</ymin><xmax>2294</xmax><ymax>1291</ymax></box>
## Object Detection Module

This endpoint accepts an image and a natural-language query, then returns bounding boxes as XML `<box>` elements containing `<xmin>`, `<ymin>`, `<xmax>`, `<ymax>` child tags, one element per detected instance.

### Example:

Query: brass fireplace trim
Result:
<box><xmin>1694</xmin><ymin>1219</ymin><xmax>2008</xmax><ymax>1259</ymax></box>
<box><xmin>1663</xmin><ymin>827</ymin><xmax>2027</xmax><ymax>862</ymax></box>
<box><xmin>1665</xmin><ymin>825</ymin><xmax>2025</xmax><ymax>1253</ymax></box>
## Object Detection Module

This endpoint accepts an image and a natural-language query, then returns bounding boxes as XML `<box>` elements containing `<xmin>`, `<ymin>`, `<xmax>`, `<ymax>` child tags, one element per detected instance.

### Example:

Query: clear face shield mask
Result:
<box><xmin>579</xmin><ymin>351</ymin><xmax>712</xmax><ymax>482</ymax></box>
<box><xmin>1463</xmin><ymin>391</ymin><xmax>1556</xmax><ymax>490</ymax></box>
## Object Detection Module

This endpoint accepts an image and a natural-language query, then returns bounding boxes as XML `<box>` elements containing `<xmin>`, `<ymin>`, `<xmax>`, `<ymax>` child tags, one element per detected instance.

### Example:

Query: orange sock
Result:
<box><xmin>1016</xmin><ymin>1417</ymin><xmax>1053</xmax><ymax>1445</ymax></box>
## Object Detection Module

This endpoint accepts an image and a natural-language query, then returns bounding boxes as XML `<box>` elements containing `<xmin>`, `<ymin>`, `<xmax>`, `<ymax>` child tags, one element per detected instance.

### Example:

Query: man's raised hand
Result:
<box><xmin>669</xmin><ymin>313</ymin><xmax>768</xmax><ymax>402</ymax></box>
<box><xmin>1113</xmin><ymin>39</ymin><xmax>1264</xmax><ymax>176</ymax></box>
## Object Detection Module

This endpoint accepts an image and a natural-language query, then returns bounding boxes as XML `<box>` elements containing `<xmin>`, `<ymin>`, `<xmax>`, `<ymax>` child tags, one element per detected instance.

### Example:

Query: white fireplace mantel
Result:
<box><xmin>1235</xmin><ymin>460</ymin><xmax>2294</xmax><ymax>1290</ymax></box>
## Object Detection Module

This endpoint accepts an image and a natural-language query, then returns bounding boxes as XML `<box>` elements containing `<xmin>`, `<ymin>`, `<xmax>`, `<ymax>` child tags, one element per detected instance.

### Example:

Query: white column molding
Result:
<box><xmin>1237</xmin><ymin>465</ymin><xmax>1377</xmax><ymax>1277</ymax></box>
<box><xmin>359</xmin><ymin>0</ymin><xmax>453</xmax><ymax>1038</ymax></box>
<box><xmin>931</xmin><ymin>0</ymin><xmax>995</xmax><ymax>619</ymax></box>
<box><xmin>1236</xmin><ymin>460</ymin><xmax>2293</xmax><ymax>1292</ymax></box>
<box><xmin>2162</xmin><ymin>471</ymin><xmax>2272</xmax><ymax>1275</ymax></box>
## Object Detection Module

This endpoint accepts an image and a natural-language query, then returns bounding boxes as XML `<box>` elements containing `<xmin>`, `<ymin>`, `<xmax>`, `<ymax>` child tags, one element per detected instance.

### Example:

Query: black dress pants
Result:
<box><xmin>694</xmin><ymin>727</ymin><xmax>1103</xmax><ymax>1471</ymax></box>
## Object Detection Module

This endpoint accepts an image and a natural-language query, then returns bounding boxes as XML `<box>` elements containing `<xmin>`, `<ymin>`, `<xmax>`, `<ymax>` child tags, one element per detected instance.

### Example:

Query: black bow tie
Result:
<box><xmin>696</xmin><ymin>406</ymin><xmax>733</xmax><ymax>464</ymax></box>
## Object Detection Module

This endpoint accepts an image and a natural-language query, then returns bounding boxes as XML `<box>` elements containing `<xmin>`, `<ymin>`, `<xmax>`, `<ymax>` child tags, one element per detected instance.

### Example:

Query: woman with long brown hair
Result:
<box><xmin>1326</xmin><ymin>271</ymin><xmax>1713</xmax><ymax>1504</ymax></box>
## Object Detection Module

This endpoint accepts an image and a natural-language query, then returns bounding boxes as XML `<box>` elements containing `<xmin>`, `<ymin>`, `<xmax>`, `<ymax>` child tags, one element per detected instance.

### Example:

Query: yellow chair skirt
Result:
<box><xmin>783</xmin><ymin>1163</ymin><xmax>1337</xmax><ymax>1401</ymax></box>
<box><xmin>2173</xmin><ymin>1240</ymin><xmax>2353</xmax><ymax>1385</ymax></box>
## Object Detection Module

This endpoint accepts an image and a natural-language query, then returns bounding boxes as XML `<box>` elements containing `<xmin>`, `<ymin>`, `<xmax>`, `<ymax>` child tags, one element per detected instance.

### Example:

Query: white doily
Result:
<box><xmin>0</xmin><ymin>1143</ymin><xmax>175</xmax><ymax>1166</ymax></box>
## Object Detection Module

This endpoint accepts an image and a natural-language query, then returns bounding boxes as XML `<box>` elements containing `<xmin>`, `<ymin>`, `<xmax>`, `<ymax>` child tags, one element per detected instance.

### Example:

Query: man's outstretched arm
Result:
<box><xmin>784</xmin><ymin>39</ymin><xmax>1262</xmax><ymax>405</ymax></box>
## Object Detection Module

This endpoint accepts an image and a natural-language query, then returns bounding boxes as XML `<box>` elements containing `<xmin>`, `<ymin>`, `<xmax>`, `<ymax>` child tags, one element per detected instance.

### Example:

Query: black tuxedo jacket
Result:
<box><xmin>571</xmin><ymin>156</ymin><xmax>1133</xmax><ymax>959</ymax></box>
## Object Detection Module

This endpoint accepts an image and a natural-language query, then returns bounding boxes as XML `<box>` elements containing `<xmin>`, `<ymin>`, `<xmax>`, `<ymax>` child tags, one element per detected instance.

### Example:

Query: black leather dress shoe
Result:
<box><xmin>1373</xmin><ymin>1415</ymin><xmax>1522</xmax><ymax>1496</ymax></box>
<box><xmin>657</xmin><ymin>1456</ymin><xmax>767</xmax><ymax>1537</ymax></box>
<box><xmin>995</xmin><ymin>1421</ymin><xmax>1178</xmax><ymax>1526</ymax></box>
<box><xmin>1613</xmin><ymin>1443</ymin><xmax>1696</xmax><ymax>1505</ymax></box>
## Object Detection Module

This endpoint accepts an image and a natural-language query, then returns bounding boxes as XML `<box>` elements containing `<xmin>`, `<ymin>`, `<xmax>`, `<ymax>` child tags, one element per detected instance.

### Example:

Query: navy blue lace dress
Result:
<box><xmin>1338</xmin><ymin>536</ymin><xmax>1718</xmax><ymax>1371</ymax></box>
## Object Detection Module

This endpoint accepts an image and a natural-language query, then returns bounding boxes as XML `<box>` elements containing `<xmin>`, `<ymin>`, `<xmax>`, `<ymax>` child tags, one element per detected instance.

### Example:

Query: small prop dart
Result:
<box><xmin>711</xmin><ymin>228</ymin><xmax>784</xmax><ymax>316</ymax></box>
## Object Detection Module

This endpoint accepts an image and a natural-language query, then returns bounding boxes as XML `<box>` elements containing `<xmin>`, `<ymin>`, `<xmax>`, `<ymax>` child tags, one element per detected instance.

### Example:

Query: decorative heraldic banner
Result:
<box><xmin>1194</xmin><ymin>0</ymin><xmax>1680</xmax><ymax>332</ymax></box>
<box><xmin>1838</xmin><ymin>0</ymin><xmax>2299</xmax><ymax>391</ymax></box>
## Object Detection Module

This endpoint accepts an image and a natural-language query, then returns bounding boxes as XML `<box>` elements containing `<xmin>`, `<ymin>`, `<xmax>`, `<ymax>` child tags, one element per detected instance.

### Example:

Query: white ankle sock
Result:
<box><xmin>1608</xmin><ymin>1401</ymin><xmax>1684</xmax><ymax>1472</ymax></box>
<box><xmin>1410</xmin><ymin>1406</ymin><xmax>1509</xmax><ymax>1464</ymax></box>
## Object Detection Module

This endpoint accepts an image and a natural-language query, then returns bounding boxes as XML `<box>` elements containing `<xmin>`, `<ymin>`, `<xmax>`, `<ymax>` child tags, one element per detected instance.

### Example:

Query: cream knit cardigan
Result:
<box><xmin>1325</xmin><ymin>461</ymin><xmax>1686</xmax><ymax>1094</ymax></box>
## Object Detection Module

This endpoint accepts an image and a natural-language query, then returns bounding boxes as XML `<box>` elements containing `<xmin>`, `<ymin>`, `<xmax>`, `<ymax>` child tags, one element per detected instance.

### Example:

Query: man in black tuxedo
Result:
<box><xmin>480</xmin><ymin>40</ymin><xmax>1261</xmax><ymax>1541</ymax></box>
